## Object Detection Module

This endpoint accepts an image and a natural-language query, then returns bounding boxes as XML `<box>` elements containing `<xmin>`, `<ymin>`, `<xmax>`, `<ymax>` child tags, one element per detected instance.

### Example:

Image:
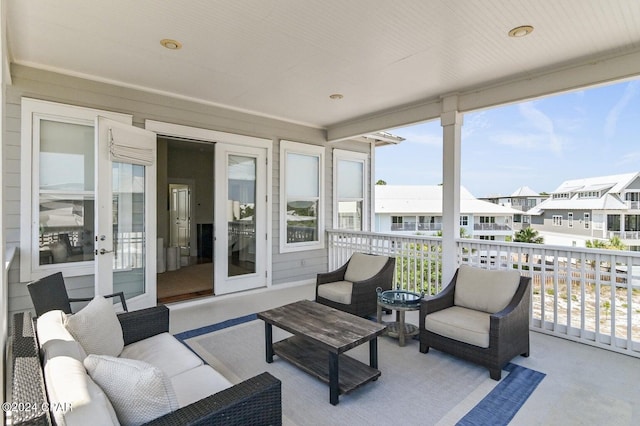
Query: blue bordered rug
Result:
<box><xmin>177</xmin><ymin>314</ymin><xmax>545</xmax><ymax>425</ymax></box>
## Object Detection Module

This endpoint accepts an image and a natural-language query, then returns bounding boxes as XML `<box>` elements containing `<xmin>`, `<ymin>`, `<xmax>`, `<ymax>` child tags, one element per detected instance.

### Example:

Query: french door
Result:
<box><xmin>95</xmin><ymin>117</ymin><xmax>157</xmax><ymax>310</ymax></box>
<box><xmin>214</xmin><ymin>143</ymin><xmax>268</xmax><ymax>294</ymax></box>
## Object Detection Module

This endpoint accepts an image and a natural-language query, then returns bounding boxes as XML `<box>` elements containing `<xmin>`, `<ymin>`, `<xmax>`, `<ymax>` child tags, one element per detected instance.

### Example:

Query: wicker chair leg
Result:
<box><xmin>419</xmin><ymin>342</ymin><xmax>429</xmax><ymax>353</ymax></box>
<box><xmin>521</xmin><ymin>351</ymin><xmax>530</xmax><ymax>357</ymax></box>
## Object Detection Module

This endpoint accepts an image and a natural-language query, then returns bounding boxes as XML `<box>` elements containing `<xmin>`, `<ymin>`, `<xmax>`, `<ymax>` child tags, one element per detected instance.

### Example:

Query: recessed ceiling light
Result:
<box><xmin>508</xmin><ymin>25</ymin><xmax>534</xmax><ymax>38</ymax></box>
<box><xmin>329</xmin><ymin>94</ymin><xmax>344</xmax><ymax>100</ymax></box>
<box><xmin>160</xmin><ymin>39</ymin><xmax>182</xmax><ymax>50</ymax></box>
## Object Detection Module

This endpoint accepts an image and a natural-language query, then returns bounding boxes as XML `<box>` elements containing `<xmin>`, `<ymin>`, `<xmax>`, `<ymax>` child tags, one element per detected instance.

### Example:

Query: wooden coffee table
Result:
<box><xmin>257</xmin><ymin>300</ymin><xmax>386</xmax><ymax>405</ymax></box>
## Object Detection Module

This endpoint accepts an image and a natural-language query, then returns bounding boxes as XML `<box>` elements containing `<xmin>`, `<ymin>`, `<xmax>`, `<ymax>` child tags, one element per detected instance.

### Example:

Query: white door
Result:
<box><xmin>169</xmin><ymin>184</ymin><xmax>191</xmax><ymax>262</ymax></box>
<box><xmin>214</xmin><ymin>143</ymin><xmax>267</xmax><ymax>294</ymax></box>
<box><xmin>95</xmin><ymin>117</ymin><xmax>157</xmax><ymax>310</ymax></box>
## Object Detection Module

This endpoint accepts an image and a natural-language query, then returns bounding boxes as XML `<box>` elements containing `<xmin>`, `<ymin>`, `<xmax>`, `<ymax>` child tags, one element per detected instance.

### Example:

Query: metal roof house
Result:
<box><xmin>375</xmin><ymin>185</ymin><xmax>522</xmax><ymax>240</ymax></box>
<box><xmin>528</xmin><ymin>172</ymin><xmax>640</xmax><ymax>248</ymax></box>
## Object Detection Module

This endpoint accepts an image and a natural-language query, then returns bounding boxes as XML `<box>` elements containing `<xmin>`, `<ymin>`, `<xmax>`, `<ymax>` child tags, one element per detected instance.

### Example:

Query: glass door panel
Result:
<box><xmin>96</xmin><ymin>117</ymin><xmax>157</xmax><ymax>310</ymax></box>
<box><xmin>111</xmin><ymin>162</ymin><xmax>146</xmax><ymax>299</ymax></box>
<box><xmin>214</xmin><ymin>143</ymin><xmax>266</xmax><ymax>294</ymax></box>
<box><xmin>228</xmin><ymin>155</ymin><xmax>257</xmax><ymax>277</ymax></box>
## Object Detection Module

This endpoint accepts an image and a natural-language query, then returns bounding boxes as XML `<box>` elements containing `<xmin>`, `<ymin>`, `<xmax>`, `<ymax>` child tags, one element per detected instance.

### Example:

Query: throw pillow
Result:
<box><xmin>84</xmin><ymin>354</ymin><xmax>179</xmax><ymax>426</ymax></box>
<box><xmin>65</xmin><ymin>296</ymin><xmax>124</xmax><ymax>357</ymax></box>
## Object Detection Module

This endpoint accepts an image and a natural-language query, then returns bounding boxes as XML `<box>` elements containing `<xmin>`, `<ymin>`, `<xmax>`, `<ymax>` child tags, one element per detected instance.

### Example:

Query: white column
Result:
<box><xmin>441</xmin><ymin>96</ymin><xmax>463</xmax><ymax>284</ymax></box>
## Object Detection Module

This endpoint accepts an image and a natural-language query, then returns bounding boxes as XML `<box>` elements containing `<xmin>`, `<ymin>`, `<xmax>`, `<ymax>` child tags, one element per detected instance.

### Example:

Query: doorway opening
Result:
<box><xmin>157</xmin><ymin>138</ymin><xmax>214</xmax><ymax>303</ymax></box>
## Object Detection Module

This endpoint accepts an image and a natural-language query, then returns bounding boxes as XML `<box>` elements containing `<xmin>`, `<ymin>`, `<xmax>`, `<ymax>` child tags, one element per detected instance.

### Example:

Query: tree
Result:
<box><xmin>513</xmin><ymin>227</ymin><xmax>544</xmax><ymax>244</ymax></box>
<box><xmin>586</xmin><ymin>237</ymin><xmax>626</xmax><ymax>250</ymax></box>
<box><xmin>376</xmin><ymin>179</ymin><xmax>387</xmax><ymax>185</ymax></box>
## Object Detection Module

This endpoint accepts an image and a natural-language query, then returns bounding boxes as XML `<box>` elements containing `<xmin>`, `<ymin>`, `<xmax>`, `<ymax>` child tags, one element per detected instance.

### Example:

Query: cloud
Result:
<box><xmin>616</xmin><ymin>151</ymin><xmax>640</xmax><ymax>166</ymax></box>
<box><xmin>518</xmin><ymin>102</ymin><xmax>563</xmax><ymax>155</ymax></box>
<box><xmin>605</xmin><ymin>81</ymin><xmax>640</xmax><ymax>140</ymax></box>
<box><xmin>490</xmin><ymin>131</ymin><xmax>547</xmax><ymax>150</ymax></box>
<box><xmin>462</xmin><ymin>111</ymin><xmax>490</xmax><ymax>139</ymax></box>
<box><xmin>402</xmin><ymin>132</ymin><xmax>441</xmax><ymax>146</ymax></box>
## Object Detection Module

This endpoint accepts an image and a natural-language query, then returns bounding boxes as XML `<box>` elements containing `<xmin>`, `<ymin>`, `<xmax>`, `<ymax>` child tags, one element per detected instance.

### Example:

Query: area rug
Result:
<box><xmin>178</xmin><ymin>316</ymin><xmax>544</xmax><ymax>426</ymax></box>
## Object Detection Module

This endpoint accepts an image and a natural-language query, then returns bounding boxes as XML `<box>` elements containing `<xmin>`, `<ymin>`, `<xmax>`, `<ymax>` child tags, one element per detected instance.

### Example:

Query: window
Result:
<box><xmin>460</xmin><ymin>215</ymin><xmax>469</xmax><ymax>226</ymax></box>
<box><xmin>20</xmin><ymin>98</ymin><xmax>132</xmax><ymax>281</ymax></box>
<box><xmin>479</xmin><ymin>216</ymin><xmax>495</xmax><ymax>224</ymax></box>
<box><xmin>584</xmin><ymin>213</ymin><xmax>590</xmax><ymax>229</ymax></box>
<box><xmin>568</xmin><ymin>212</ymin><xmax>573</xmax><ymax>228</ymax></box>
<box><xmin>391</xmin><ymin>216</ymin><xmax>403</xmax><ymax>231</ymax></box>
<box><xmin>479</xmin><ymin>235</ymin><xmax>495</xmax><ymax>240</ymax></box>
<box><xmin>280</xmin><ymin>140</ymin><xmax>324</xmax><ymax>252</ymax></box>
<box><xmin>333</xmin><ymin>149</ymin><xmax>367</xmax><ymax>231</ymax></box>
<box><xmin>552</xmin><ymin>215</ymin><xmax>563</xmax><ymax>226</ymax></box>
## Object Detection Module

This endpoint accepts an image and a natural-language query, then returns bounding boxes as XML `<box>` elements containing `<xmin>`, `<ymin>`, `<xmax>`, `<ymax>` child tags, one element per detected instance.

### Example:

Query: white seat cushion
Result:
<box><xmin>454</xmin><ymin>265</ymin><xmax>521</xmax><ymax>314</ymax></box>
<box><xmin>85</xmin><ymin>355</ymin><xmax>179</xmax><ymax>426</ymax></box>
<box><xmin>120</xmin><ymin>332</ymin><xmax>203</xmax><ymax>378</ymax></box>
<box><xmin>65</xmin><ymin>296</ymin><xmax>124</xmax><ymax>357</ymax></box>
<box><xmin>344</xmin><ymin>253</ymin><xmax>389</xmax><ymax>282</ymax></box>
<box><xmin>424</xmin><ymin>306</ymin><xmax>491</xmax><ymax>348</ymax></box>
<box><xmin>171</xmin><ymin>365</ymin><xmax>233</xmax><ymax>408</ymax></box>
<box><xmin>317</xmin><ymin>280</ymin><xmax>353</xmax><ymax>304</ymax></box>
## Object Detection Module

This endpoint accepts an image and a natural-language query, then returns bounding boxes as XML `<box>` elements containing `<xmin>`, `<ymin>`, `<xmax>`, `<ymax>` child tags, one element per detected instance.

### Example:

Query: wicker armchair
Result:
<box><xmin>419</xmin><ymin>265</ymin><xmax>531</xmax><ymax>380</ymax></box>
<box><xmin>316</xmin><ymin>252</ymin><xmax>395</xmax><ymax>317</ymax></box>
<box><xmin>10</xmin><ymin>306</ymin><xmax>282</xmax><ymax>425</ymax></box>
<box><xmin>27</xmin><ymin>272</ymin><xmax>127</xmax><ymax>316</ymax></box>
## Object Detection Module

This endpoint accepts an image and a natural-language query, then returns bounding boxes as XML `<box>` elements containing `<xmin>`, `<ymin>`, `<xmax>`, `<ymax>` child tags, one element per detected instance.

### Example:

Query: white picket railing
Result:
<box><xmin>326</xmin><ymin>230</ymin><xmax>640</xmax><ymax>358</ymax></box>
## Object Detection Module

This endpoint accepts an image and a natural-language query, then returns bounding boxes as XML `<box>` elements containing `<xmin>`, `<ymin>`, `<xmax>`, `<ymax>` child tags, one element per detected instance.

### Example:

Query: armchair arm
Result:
<box><xmin>489</xmin><ymin>276</ymin><xmax>531</xmax><ymax>346</ymax></box>
<box><xmin>316</xmin><ymin>262</ymin><xmax>349</xmax><ymax>286</ymax></box>
<box><xmin>144</xmin><ymin>372</ymin><xmax>282</xmax><ymax>426</ymax></box>
<box><xmin>419</xmin><ymin>271</ymin><xmax>457</xmax><ymax>330</ymax></box>
<box><xmin>118</xmin><ymin>305</ymin><xmax>169</xmax><ymax>345</ymax></box>
<box><xmin>69</xmin><ymin>291</ymin><xmax>128</xmax><ymax>312</ymax></box>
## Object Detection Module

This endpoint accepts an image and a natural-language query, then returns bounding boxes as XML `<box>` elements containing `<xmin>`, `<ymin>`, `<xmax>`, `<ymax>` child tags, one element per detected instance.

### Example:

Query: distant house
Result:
<box><xmin>527</xmin><ymin>172</ymin><xmax>640</xmax><ymax>250</ymax></box>
<box><xmin>481</xmin><ymin>186</ymin><xmax>548</xmax><ymax>231</ymax></box>
<box><xmin>374</xmin><ymin>185</ymin><xmax>521</xmax><ymax>241</ymax></box>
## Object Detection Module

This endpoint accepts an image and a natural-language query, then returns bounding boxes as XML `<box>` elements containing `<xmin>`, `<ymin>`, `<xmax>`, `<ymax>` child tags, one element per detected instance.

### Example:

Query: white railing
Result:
<box><xmin>327</xmin><ymin>230</ymin><xmax>640</xmax><ymax>358</ymax></box>
<box><xmin>327</xmin><ymin>230</ymin><xmax>444</xmax><ymax>296</ymax></box>
<box><xmin>608</xmin><ymin>231</ymin><xmax>640</xmax><ymax>240</ymax></box>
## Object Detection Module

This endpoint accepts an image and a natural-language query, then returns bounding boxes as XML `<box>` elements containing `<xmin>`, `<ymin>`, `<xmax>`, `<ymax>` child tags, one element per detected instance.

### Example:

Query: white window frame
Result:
<box><xmin>568</xmin><ymin>212</ymin><xmax>574</xmax><ymax>228</ymax></box>
<box><xmin>460</xmin><ymin>215</ymin><xmax>469</xmax><ymax>226</ymax></box>
<box><xmin>20</xmin><ymin>98</ymin><xmax>132</xmax><ymax>281</ymax></box>
<box><xmin>584</xmin><ymin>212</ymin><xmax>590</xmax><ymax>229</ymax></box>
<box><xmin>333</xmin><ymin>149</ymin><xmax>368</xmax><ymax>231</ymax></box>
<box><xmin>552</xmin><ymin>215</ymin><xmax>563</xmax><ymax>226</ymax></box>
<box><xmin>279</xmin><ymin>140</ymin><xmax>325</xmax><ymax>253</ymax></box>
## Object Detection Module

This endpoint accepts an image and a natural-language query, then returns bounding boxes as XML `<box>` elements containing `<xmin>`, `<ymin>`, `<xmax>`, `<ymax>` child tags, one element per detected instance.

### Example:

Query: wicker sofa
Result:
<box><xmin>10</xmin><ymin>303</ymin><xmax>281</xmax><ymax>426</ymax></box>
<box><xmin>419</xmin><ymin>265</ymin><xmax>531</xmax><ymax>380</ymax></box>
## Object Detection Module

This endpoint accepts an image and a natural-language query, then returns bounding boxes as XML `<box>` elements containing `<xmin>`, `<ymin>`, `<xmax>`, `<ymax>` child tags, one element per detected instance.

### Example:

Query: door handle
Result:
<box><xmin>97</xmin><ymin>248</ymin><xmax>114</xmax><ymax>255</ymax></box>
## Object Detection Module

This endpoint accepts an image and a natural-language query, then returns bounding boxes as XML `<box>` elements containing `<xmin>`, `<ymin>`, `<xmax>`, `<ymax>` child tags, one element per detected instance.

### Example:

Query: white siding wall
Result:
<box><xmin>4</xmin><ymin>65</ymin><xmax>370</xmax><ymax>315</ymax></box>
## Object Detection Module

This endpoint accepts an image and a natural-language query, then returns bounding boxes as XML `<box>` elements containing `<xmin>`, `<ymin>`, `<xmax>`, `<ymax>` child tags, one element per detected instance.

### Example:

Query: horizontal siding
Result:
<box><xmin>4</xmin><ymin>64</ymin><xmax>364</xmax><ymax>315</ymax></box>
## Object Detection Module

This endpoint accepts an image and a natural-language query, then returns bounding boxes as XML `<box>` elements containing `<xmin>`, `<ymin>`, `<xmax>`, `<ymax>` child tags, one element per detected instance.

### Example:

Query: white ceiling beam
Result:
<box><xmin>327</xmin><ymin>49</ymin><xmax>640</xmax><ymax>143</ymax></box>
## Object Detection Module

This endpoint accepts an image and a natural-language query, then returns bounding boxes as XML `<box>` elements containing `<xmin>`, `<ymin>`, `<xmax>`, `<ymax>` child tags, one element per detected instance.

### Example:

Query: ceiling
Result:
<box><xmin>6</xmin><ymin>0</ymin><xmax>640</xmax><ymax>138</ymax></box>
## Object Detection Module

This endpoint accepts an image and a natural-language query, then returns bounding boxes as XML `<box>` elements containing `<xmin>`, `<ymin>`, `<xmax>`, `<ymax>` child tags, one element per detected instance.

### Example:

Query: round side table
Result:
<box><xmin>376</xmin><ymin>290</ymin><xmax>422</xmax><ymax>347</ymax></box>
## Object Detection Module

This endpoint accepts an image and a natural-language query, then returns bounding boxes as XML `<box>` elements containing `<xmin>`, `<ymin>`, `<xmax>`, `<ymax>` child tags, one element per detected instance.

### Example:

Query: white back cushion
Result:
<box><xmin>44</xmin><ymin>355</ymin><xmax>120</xmax><ymax>426</ymax></box>
<box><xmin>65</xmin><ymin>296</ymin><xmax>124</xmax><ymax>357</ymax></box>
<box><xmin>453</xmin><ymin>265</ymin><xmax>521</xmax><ymax>313</ymax></box>
<box><xmin>344</xmin><ymin>253</ymin><xmax>389</xmax><ymax>282</ymax></box>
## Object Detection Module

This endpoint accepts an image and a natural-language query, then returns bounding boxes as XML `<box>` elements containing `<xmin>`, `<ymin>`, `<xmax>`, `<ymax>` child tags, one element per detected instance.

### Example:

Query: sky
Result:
<box><xmin>375</xmin><ymin>78</ymin><xmax>640</xmax><ymax>199</ymax></box>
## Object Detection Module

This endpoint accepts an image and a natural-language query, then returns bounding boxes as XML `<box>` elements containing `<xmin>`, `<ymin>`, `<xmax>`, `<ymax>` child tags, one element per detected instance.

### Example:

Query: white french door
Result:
<box><xmin>214</xmin><ymin>143</ymin><xmax>268</xmax><ymax>294</ymax></box>
<box><xmin>95</xmin><ymin>117</ymin><xmax>157</xmax><ymax>310</ymax></box>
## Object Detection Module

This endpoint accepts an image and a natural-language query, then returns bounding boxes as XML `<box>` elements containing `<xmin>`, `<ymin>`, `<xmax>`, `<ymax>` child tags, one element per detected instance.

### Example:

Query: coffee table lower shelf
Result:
<box><xmin>273</xmin><ymin>335</ymin><xmax>381</xmax><ymax>395</ymax></box>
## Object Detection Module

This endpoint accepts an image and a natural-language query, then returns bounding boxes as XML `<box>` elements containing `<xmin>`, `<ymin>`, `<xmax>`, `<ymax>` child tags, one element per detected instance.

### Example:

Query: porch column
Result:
<box><xmin>441</xmin><ymin>96</ymin><xmax>463</xmax><ymax>284</ymax></box>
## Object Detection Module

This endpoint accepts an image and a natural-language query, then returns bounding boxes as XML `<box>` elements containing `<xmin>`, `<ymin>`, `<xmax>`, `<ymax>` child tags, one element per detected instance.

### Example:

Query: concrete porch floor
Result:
<box><xmin>166</xmin><ymin>283</ymin><xmax>640</xmax><ymax>425</ymax></box>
